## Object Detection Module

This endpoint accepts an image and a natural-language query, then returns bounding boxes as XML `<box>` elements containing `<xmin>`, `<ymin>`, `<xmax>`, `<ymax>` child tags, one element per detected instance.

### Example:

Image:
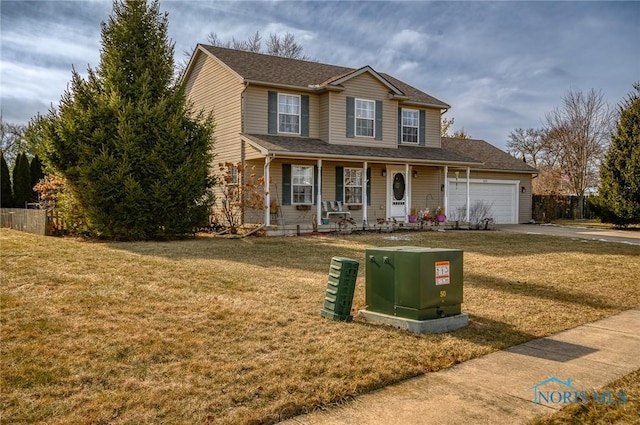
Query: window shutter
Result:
<box><xmin>346</xmin><ymin>97</ymin><xmax>355</xmax><ymax>138</ymax></box>
<box><xmin>375</xmin><ymin>100</ymin><xmax>383</xmax><ymax>140</ymax></box>
<box><xmin>268</xmin><ymin>91</ymin><xmax>278</xmax><ymax>134</ymax></box>
<box><xmin>282</xmin><ymin>163</ymin><xmax>291</xmax><ymax>205</ymax></box>
<box><xmin>313</xmin><ymin>165</ymin><xmax>318</xmax><ymax>205</ymax></box>
<box><xmin>419</xmin><ymin>110</ymin><xmax>426</xmax><ymax>146</ymax></box>
<box><xmin>398</xmin><ymin>107</ymin><xmax>402</xmax><ymax>144</ymax></box>
<box><xmin>366</xmin><ymin>167</ymin><xmax>371</xmax><ymax>206</ymax></box>
<box><xmin>335</xmin><ymin>166</ymin><xmax>344</xmax><ymax>202</ymax></box>
<box><xmin>301</xmin><ymin>95</ymin><xmax>309</xmax><ymax>136</ymax></box>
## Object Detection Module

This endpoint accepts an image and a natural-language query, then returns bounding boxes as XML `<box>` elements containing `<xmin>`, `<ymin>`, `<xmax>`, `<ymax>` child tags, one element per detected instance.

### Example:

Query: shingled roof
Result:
<box><xmin>442</xmin><ymin>137</ymin><xmax>538</xmax><ymax>173</ymax></box>
<box><xmin>199</xmin><ymin>45</ymin><xmax>450</xmax><ymax>108</ymax></box>
<box><xmin>242</xmin><ymin>134</ymin><xmax>480</xmax><ymax>165</ymax></box>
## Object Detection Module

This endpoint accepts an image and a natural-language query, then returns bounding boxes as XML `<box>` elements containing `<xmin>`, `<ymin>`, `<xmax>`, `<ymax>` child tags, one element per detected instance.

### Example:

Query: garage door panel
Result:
<box><xmin>448</xmin><ymin>181</ymin><xmax>517</xmax><ymax>224</ymax></box>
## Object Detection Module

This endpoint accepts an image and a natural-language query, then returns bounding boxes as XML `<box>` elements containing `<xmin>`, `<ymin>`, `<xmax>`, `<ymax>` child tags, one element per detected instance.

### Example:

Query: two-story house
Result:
<box><xmin>183</xmin><ymin>45</ymin><xmax>536</xmax><ymax>230</ymax></box>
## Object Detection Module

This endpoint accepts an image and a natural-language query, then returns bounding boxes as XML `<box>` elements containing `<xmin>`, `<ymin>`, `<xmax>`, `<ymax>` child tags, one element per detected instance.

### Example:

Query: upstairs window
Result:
<box><xmin>292</xmin><ymin>165</ymin><xmax>313</xmax><ymax>204</ymax></box>
<box><xmin>355</xmin><ymin>99</ymin><xmax>375</xmax><ymax>137</ymax></box>
<box><xmin>344</xmin><ymin>168</ymin><xmax>363</xmax><ymax>204</ymax></box>
<box><xmin>278</xmin><ymin>94</ymin><xmax>300</xmax><ymax>134</ymax></box>
<box><xmin>402</xmin><ymin>109</ymin><xmax>419</xmax><ymax>144</ymax></box>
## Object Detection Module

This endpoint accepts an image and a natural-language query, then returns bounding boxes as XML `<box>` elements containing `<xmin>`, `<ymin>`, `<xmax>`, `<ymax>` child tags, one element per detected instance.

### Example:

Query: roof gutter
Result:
<box><xmin>400</xmin><ymin>100</ymin><xmax>451</xmax><ymax>109</ymax></box>
<box><xmin>258</xmin><ymin>149</ymin><xmax>482</xmax><ymax>167</ymax></box>
<box><xmin>243</xmin><ymin>79</ymin><xmax>344</xmax><ymax>93</ymax></box>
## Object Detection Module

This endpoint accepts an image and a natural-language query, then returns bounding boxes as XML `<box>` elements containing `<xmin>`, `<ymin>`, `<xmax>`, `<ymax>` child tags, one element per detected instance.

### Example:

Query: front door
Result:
<box><xmin>388</xmin><ymin>168</ymin><xmax>407</xmax><ymax>221</ymax></box>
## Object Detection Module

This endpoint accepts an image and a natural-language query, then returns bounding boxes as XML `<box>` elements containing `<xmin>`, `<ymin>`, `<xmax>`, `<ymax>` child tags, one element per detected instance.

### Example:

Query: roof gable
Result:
<box><xmin>327</xmin><ymin>66</ymin><xmax>404</xmax><ymax>95</ymax></box>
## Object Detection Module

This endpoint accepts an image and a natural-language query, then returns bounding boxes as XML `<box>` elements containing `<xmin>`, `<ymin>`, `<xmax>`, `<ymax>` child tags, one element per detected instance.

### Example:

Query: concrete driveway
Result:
<box><xmin>498</xmin><ymin>224</ymin><xmax>640</xmax><ymax>246</ymax></box>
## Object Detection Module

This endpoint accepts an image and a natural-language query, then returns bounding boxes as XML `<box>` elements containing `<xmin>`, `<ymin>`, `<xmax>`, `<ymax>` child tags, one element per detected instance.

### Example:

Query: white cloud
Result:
<box><xmin>0</xmin><ymin>61</ymin><xmax>72</xmax><ymax>102</ymax></box>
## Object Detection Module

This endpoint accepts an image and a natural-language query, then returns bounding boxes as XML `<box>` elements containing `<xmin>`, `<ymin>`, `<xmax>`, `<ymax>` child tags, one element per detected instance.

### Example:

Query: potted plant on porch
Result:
<box><xmin>436</xmin><ymin>206</ymin><xmax>446</xmax><ymax>224</ymax></box>
<box><xmin>408</xmin><ymin>207</ymin><xmax>418</xmax><ymax>223</ymax></box>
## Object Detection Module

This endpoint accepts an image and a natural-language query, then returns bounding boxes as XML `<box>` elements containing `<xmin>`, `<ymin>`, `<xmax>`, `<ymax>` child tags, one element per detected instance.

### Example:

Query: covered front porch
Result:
<box><xmin>249</xmin><ymin>158</ymin><xmax>477</xmax><ymax>230</ymax></box>
<box><xmin>239</xmin><ymin>133</ymin><xmax>482</xmax><ymax>231</ymax></box>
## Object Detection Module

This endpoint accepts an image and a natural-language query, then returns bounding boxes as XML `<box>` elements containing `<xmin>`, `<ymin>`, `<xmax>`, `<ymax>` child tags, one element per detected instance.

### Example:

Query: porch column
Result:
<box><xmin>405</xmin><ymin>163</ymin><xmax>410</xmax><ymax>221</ymax></box>
<box><xmin>264</xmin><ymin>156</ymin><xmax>271</xmax><ymax>226</ymax></box>
<box><xmin>316</xmin><ymin>159</ymin><xmax>322</xmax><ymax>226</ymax></box>
<box><xmin>465</xmin><ymin>167</ymin><xmax>471</xmax><ymax>222</ymax></box>
<box><xmin>443</xmin><ymin>165</ymin><xmax>449</xmax><ymax>217</ymax></box>
<box><xmin>362</xmin><ymin>161</ymin><xmax>368</xmax><ymax>227</ymax></box>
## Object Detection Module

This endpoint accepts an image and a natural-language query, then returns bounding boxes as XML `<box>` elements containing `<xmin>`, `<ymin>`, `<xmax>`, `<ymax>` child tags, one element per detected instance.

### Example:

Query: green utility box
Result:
<box><xmin>365</xmin><ymin>247</ymin><xmax>463</xmax><ymax>320</ymax></box>
<box><xmin>320</xmin><ymin>257</ymin><xmax>360</xmax><ymax>321</ymax></box>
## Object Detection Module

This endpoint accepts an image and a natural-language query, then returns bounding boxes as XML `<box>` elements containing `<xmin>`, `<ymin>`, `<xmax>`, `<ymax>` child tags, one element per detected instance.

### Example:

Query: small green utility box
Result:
<box><xmin>365</xmin><ymin>247</ymin><xmax>463</xmax><ymax>320</ymax></box>
<box><xmin>320</xmin><ymin>257</ymin><xmax>359</xmax><ymax>321</ymax></box>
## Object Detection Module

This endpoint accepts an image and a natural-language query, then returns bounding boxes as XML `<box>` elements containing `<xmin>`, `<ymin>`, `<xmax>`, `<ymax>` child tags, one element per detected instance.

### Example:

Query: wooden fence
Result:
<box><xmin>532</xmin><ymin>195</ymin><xmax>596</xmax><ymax>222</ymax></box>
<box><xmin>0</xmin><ymin>208</ymin><xmax>47</xmax><ymax>235</ymax></box>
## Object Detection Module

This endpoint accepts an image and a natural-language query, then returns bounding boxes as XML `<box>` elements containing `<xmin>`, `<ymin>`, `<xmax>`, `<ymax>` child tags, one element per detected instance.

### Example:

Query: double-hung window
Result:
<box><xmin>355</xmin><ymin>99</ymin><xmax>375</xmax><ymax>137</ymax></box>
<box><xmin>278</xmin><ymin>94</ymin><xmax>300</xmax><ymax>134</ymax></box>
<box><xmin>344</xmin><ymin>168</ymin><xmax>363</xmax><ymax>204</ymax></box>
<box><xmin>292</xmin><ymin>165</ymin><xmax>313</xmax><ymax>204</ymax></box>
<box><xmin>402</xmin><ymin>109</ymin><xmax>419</xmax><ymax>144</ymax></box>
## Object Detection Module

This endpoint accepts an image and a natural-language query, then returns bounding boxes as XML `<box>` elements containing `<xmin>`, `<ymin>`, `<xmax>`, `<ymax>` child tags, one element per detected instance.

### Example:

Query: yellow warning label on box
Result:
<box><xmin>435</xmin><ymin>261</ymin><xmax>450</xmax><ymax>285</ymax></box>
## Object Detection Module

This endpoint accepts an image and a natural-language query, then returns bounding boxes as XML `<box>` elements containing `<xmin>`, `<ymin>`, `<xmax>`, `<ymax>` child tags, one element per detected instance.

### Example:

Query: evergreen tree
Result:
<box><xmin>43</xmin><ymin>0</ymin><xmax>214</xmax><ymax>240</ymax></box>
<box><xmin>30</xmin><ymin>154</ymin><xmax>45</xmax><ymax>202</ymax></box>
<box><xmin>1</xmin><ymin>152</ymin><xmax>12</xmax><ymax>207</ymax></box>
<box><xmin>12</xmin><ymin>152</ymin><xmax>31</xmax><ymax>208</ymax></box>
<box><xmin>595</xmin><ymin>82</ymin><xmax>640</xmax><ymax>227</ymax></box>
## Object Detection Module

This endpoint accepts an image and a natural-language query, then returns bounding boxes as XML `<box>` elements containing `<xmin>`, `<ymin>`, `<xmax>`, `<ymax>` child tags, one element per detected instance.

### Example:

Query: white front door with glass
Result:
<box><xmin>387</xmin><ymin>167</ymin><xmax>407</xmax><ymax>221</ymax></box>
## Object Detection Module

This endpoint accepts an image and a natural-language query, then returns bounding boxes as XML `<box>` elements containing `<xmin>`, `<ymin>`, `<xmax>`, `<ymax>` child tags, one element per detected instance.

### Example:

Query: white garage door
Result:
<box><xmin>448</xmin><ymin>179</ymin><xmax>518</xmax><ymax>224</ymax></box>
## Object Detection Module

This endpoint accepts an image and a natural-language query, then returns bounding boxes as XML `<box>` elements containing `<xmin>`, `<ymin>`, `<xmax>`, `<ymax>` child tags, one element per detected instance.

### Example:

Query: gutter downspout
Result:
<box><xmin>444</xmin><ymin>165</ymin><xmax>449</xmax><ymax>219</ymax></box>
<box><xmin>363</xmin><ymin>161</ymin><xmax>368</xmax><ymax>228</ymax></box>
<box><xmin>405</xmin><ymin>163</ymin><xmax>410</xmax><ymax>221</ymax></box>
<box><xmin>264</xmin><ymin>155</ymin><xmax>273</xmax><ymax>226</ymax></box>
<box><xmin>316</xmin><ymin>159</ymin><xmax>322</xmax><ymax>227</ymax></box>
<box><xmin>466</xmin><ymin>167</ymin><xmax>471</xmax><ymax>222</ymax></box>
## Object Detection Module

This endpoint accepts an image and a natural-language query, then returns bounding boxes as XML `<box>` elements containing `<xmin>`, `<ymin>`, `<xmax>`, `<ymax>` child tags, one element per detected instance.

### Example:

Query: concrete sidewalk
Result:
<box><xmin>498</xmin><ymin>224</ymin><xmax>640</xmax><ymax>246</ymax></box>
<box><xmin>281</xmin><ymin>308</ymin><xmax>640</xmax><ymax>425</ymax></box>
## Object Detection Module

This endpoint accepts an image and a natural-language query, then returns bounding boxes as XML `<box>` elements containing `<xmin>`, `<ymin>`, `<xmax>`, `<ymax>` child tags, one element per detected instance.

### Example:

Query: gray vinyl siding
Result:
<box><xmin>329</xmin><ymin>73</ymin><xmax>397</xmax><ymax>148</ymax></box>
<box><xmin>244</xmin><ymin>86</ymin><xmax>320</xmax><ymax>138</ymax></box>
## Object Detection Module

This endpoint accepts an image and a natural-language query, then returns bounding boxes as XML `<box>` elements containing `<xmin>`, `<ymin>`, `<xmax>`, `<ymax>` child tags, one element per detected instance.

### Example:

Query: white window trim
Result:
<box><xmin>344</xmin><ymin>167</ymin><xmax>363</xmax><ymax>205</ymax></box>
<box><xmin>291</xmin><ymin>165</ymin><xmax>314</xmax><ymax>205</ymax></box>
<box><xmin>355</xmin><ymin>98</ymin><xmax>375</xmax><ymax>138</ymax></box>
<box><xmin>402</xmin><ymin>108</ymin><xmax>419</xmax><ymax>144</ymax></box>
<box><xmin>228</xmin><ymin>165</ymin><xmax>239</xmax><ymax>186</ymax></box>
<box><xmin>278</xmin><ymin>93</ymin><xmax>301</xmax><ymax>135</ymax></box>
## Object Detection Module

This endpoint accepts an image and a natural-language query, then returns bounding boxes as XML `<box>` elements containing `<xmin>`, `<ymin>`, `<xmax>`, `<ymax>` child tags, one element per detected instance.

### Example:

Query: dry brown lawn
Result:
<box><xmin>1</xmin><ymin>228</ymin><xmax>639</xmax><ymax>424</ymax></box>
<box><xmin>529</xmin><ymin>369</ymin><xmax>640</xmax><ymax>425</ymax></box>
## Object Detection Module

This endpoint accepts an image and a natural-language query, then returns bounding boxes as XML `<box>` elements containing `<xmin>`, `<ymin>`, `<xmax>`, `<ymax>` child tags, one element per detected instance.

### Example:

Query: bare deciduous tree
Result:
<box><xmin>441</xmin><ymin>116</ymin><xmax>455</xmax><ymax>137</ymax></box>
<box><xmin>451</xmin><ymin>128</ymin><xmax>469</xmax><ymax>139</ymax></box>
<box><xmin>545</xmin><ymin>88</ymin><xmax>615</xmax><ymax>217</ymax></box>
<box><xmin>266</xmin><ymin>32</ymin><xmax>309</xmax><ymax>60</ymax></box>
<box><xmin>207</xmin><ymin>31</ymin><xmax>262</xmax><ymax>53</ymax></box>
<box><xmin>506</xmin><ymin>128</ymin><xmax>548</xmax><ymax>169</ymax></box>
<box><xmin>179</xmin><ymin>31</ymin><xmax>311</xmax><ymax>76</ymax></box>
<box><xmin>0</xmin><ymin>114</ymin><xmax>26</xmax><ymax>167</ymax></box>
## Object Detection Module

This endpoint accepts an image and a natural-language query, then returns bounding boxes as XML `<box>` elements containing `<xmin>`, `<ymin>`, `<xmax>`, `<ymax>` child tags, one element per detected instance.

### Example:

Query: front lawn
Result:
<box><xmin>1</xmin><ymin>229</ymin><xmax>639</xmax><ymax>424</ymax></box>
<box><xmin>529</xmin><ymin>369</ymin><xmax>640</xmax><ymax>425</ymax></box>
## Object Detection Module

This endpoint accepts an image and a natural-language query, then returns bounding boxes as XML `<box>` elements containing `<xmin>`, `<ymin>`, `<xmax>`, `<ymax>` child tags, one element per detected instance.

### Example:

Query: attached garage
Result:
<box><xmin>448</xmin><ymin>179</ymin><xmax>519</xmax><ymax>224</ymax></box>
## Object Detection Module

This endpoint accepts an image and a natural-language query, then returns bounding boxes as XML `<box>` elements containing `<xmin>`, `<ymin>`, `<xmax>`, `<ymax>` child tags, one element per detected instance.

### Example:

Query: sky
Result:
<box><xmin>1</xmin><ymin>0</ymin><xmax>639</xmax><ymax>150</ymax></box>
